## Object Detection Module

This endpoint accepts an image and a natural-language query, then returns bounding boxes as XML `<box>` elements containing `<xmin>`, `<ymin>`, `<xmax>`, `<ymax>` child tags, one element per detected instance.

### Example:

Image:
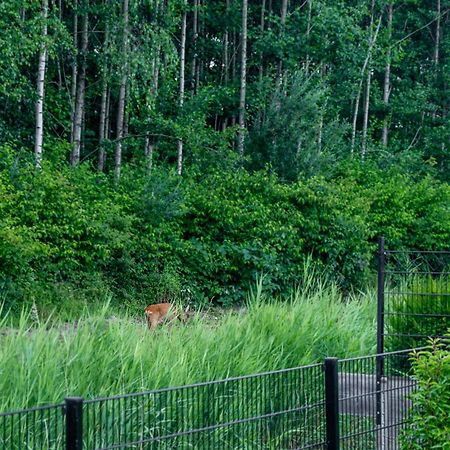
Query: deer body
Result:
<box><xmin>144</xmin><ymin>303</ymin><xmax>189</xmax><ymax>329</ymax></box>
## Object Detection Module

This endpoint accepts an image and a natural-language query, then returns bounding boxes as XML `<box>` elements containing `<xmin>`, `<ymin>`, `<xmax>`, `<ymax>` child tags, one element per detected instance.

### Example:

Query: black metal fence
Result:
<box><xmin>377</xmin><ymin>237</ymin><xmax>450</xmax><ymax>354</ymax></box>
<box><xmin>0</xmin><ymin>403</ymin><xmax>65</xmax><ymax>449</ymax></box>
<box><xmin>1</xmin><ymin>348</ymin><xmax>423</xmax><ymax>450</ymax></box>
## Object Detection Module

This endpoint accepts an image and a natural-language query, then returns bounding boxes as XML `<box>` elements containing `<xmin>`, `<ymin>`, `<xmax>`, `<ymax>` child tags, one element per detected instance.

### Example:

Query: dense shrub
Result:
<box><xmin>1</xmin><ymin>146</ymin><xmax>449</xmax><ymax>308</ymax></box>
<box><xmin>401</xmin><ymin>338</ymin><xmax>450</xmax><ymax>450</ymax></box>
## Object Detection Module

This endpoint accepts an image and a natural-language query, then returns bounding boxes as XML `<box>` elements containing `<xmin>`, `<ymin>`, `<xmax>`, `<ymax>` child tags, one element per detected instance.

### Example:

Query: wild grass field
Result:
<box><xmin>0</xmin><ymin>272</ymin><xmax>376</xmax><ymax>413</ymax></box>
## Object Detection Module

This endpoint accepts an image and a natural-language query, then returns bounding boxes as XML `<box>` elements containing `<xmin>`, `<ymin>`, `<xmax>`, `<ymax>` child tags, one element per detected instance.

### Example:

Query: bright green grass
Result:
<box><xmin>0</xmin><ymin>275</ymin><xmax>376</xmax><ymax>412</ymax></box>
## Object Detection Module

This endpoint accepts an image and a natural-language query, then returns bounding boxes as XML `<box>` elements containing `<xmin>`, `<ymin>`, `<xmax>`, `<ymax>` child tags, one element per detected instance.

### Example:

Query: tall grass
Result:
<box><xmin>0</xmin><ymin>275</ymin><xmax>376</xmax><ymax>412</ymax></box>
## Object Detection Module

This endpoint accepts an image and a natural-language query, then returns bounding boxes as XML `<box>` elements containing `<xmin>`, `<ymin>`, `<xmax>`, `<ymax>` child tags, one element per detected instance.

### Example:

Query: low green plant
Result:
<box><xmin>401</xmin><ymin>337</ymin><xmax>450</xmax><ymax>450</ymax></box>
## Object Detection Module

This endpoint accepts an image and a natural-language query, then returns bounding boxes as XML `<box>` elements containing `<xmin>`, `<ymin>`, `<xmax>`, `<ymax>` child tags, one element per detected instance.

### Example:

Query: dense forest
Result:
<box><xmin>0</xmin><ymin>0</ymin><xmax>449</xmax><ymax>309</ymax></box>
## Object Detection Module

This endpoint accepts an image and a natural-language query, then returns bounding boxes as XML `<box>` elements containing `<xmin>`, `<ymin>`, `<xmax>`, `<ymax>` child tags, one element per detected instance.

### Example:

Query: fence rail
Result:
<box><xmin>1</xmin><ymin>348</ymin><xmax>425</xmax><ymax>450</ymax></box>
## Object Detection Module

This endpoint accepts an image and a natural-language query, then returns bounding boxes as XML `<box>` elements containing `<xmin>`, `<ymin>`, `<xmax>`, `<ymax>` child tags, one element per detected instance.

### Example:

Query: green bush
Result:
<box><xmin>1</xmin><ymin>146</ymin><xmax>449</xmax><ymax>309</ymax></box>
<box><xmin>401</xmin><ymin>338</ymin><xmax>450</xmax><ymax>450</ymax></box>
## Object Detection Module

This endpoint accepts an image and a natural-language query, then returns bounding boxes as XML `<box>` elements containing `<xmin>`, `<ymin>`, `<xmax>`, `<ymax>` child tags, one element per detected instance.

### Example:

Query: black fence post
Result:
<box><xmin>377</xmin><ymin>236</ymin><xmax>386</xmax><ymax>357</ymax></box>
<box><xmin>65</xmin><ymin>397</ymin><xmax>83</xmax><ymax>450</ymax></box>
<box><xmin>376</xmin><ymin>237</ymin><xmax>386</xmax><ymax>435</ymax></box>
<box><xmin>324</xmin><ymin>357</ymin><xmax>339</xmax><ymax>450</ymax></box>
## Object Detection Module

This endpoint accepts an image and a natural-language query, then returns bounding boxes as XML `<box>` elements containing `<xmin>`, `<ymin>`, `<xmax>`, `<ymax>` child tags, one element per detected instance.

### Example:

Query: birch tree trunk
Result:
<box><xmin>114</xmin><ymin>0</ymin><xmax>129</xmax><ymax>182</ymax></box>
<box><xmin>276</xmin><ymin>0</ymin><xmax>288</xmax><ymax>87</ymax></box>
<box><xmin>361</xmin><ymin>68</ymin><xmax>372</xmax><ymax>157</ymax></box>
<box><xmin>71</xmin><ymin>0</ymin><xmax>88</xmax><ymax>166</ymax></box>
<box><xmin>221</xmin><ymin>0</ymin><xmax>230</xmax><ymax>131</ymax></box>
<box><xmin>34</xmin><ymin>0</ymin><xmax>49</xmax><ymax>168</ymax></box>
<box><xmin>70</xmin><ymin>0</ymin><xmax>78</xmax><ymax>144</ymax></box>
<box><xmin>258</xmin><ymin>0</ymin><xmax>266</xmax><ymax>84</ymax></box>
<box><xmin>237</xmin><ymin>0</ymin><xmax>248</xmax><ymax>157</ymax></box>
<box><xmin>432</xmin><ymin>0</ymin><xmax>441</xmax><ymax>120</ymax></box>
<box><xmin>305</xmin><ymin>0</ymin><xmax>313</xmax><ymax>74</ymax></box>
<box><xmin>145</xmin><ymin>136</ymin><xmax>153</xmax><ymax>174</ymax></box>
<box><xmin>434</xmin><ymin>0</ymin><xmax>441</xmax><ymax>66</ymax></box>
<box><xmin>177</xmin><ymin>0</ymin><xmax>187</xmax><ymax>176</ymax></box>
<box><xmin>361</xmin><ymin>1</ymin><xmax>377</xmax><ymax>157</ymax></box>
<box><xmin>190</xmin><ymin>0</ymin><xmax>198</xmax><ymax>92</ymax></box>
<box><xmin>98</xmin><ymin>11</ymin><xmax>109</xmax><ymax>172</ymax></box>
<box><xmin>351</xmin><ymin>14</ymin><xmax>381</xmax><ymax>154</ymax></box>
<box><xmin>382</xmin><ymin>3</ymin><xmax>393</xmax><ymax>146</ymax></box>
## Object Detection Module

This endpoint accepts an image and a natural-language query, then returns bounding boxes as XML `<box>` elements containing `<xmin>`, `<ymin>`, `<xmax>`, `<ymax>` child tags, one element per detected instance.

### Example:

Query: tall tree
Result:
<box><xmin>237</xmin><ymin>0</ymin><xmax>248</xmax><ymax>157</ymax></box>
<box><xmin>351</xmin><ymin>10</ymin><xmax>381</xmax><ymax>154</ymax></box>
<box><xmin>177</xmin><ymin>0</ymin><xmax>187</xmax><ymax>176</ymax></box>
<box><xmin>114</xmin><ymin>0</ymin><xmax>129</xmax><ymax>182</ymax></box>
<box><xmin>70</xmin><ymin>0</ymin><xmax>78</xmax><ymax>144</ymax></box>
<box><xmin>382</xmin><ymin>3</ymin><xmax>393</xmax><ymax>146</ymax></box>
<box><xmin>98</xmin><ymin>2</ymin><xmax>110</xmax><ymax>172</ymax></box>
<box><xmin>34</xmin><ymin>0</ymin><xmax>49</xmax><ymax>168</ymax></box>
<box><xmin>70</xmin><ymin>0</ymin><xmax>88</xmax><ymax>166</ymax></box>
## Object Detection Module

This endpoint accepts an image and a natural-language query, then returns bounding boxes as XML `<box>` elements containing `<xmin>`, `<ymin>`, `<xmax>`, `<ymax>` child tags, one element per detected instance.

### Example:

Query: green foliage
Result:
<box><xmin>401</xmin><ymin>339</ymin><xmax>450</xmax><ymax>450</ymax></box>
<box><xmin>1</xmin><ymin>146</ymin><xmax>449</xmax><ymax>309</ymax></box>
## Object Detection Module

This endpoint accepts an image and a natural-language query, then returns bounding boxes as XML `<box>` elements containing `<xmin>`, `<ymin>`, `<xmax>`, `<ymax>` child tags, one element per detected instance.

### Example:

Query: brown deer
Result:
<box><xmin>144</xmin><ymin>303</ymin><xmax>190</xmax><ymax>330</ymax></box>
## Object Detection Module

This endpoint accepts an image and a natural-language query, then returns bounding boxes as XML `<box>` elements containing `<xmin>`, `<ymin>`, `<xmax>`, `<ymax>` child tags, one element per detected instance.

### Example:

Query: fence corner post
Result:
<box><xmin>65</xmin><ymin>397</ymin><xmax>83</xmax><ymax>450</ymax></box>
<box><xmin>377</xmin><ymin>236</ymin><xmax>386</xmax><ymax>357</ymax></box>
<box><xmin>324</xmin><ymin>357</ymin><xmax>339</xmax><ymax>450</ymax></box>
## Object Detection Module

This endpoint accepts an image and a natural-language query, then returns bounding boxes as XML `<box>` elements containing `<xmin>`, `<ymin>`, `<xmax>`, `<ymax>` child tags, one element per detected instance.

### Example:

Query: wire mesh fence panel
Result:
<box><xmin>83</xmin><ymin>364</ymin><xmax>326</xmax><ymax>450</ymax></box>
<box><xmin>382</xmin><ymin>248</ymin><xmax>450</xmax><ymax>352</ymax></box>
<box><xmin>0</xmin><ymin>403</ymin><xmax>65</xmax><ymax>450</ymax></box>
<box><xmin>338</xmin><ymin>350</ymin><xmax>418</xmax><ymax>450</ymax></box>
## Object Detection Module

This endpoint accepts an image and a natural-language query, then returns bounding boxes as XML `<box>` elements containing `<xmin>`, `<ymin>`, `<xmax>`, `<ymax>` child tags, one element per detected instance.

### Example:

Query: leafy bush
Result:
<box><xmin>401</xmin><ymin>338</ymin><xmax>450</xmax><ymax>450</ymax></box>
<box><xmin>1</xmin><ymin>145</ymin><xmax>449</xmax><ymax>309</ymax></box>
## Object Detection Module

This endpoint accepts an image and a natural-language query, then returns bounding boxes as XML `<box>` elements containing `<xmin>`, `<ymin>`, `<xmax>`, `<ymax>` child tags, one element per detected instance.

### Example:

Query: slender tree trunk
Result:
<box><xmin>432</xmin><ymin>0</ymin><xmax>441</xmax><ymax>120</ymax></box>
<box><xmin>114</xmin><ymin>0</ymin><xmax>129</xmax><ymax>182</ymax></box>
<box><xmin>70</xmin><ymin>0</ymin><xmax>78</xmax><ymax>143</ymax></box>
<box><xmin>351</xmin><ymin>14</ymin><xmax>381</xmax><ymax>154</ymax></box>
<box><xmin>195</xmin><ymin>0</ymin><xmax>202</xmax><ymax>89</ymax></box>
<box><xmin>258</xmin><ymin>0</ymin><xmax>266</xmax><ymax>84</ymax></box>
<box><xmin>434</xmin><ymin>0</ymin><xmax>441</xmax><ymax>66</ymax></box>
<box><xmin>190</xmin><ymin>0</ymin><xmax>198</xmax><ymax>92</ymax></box>
<box><xmin>98</xmin><ymin>78</ymin><xmax>108</xmax><ymax>172</ymax></box>
<box><xmin>223</xmin><ymin>0</ymin><xmax>230</xmax><ymax>84</ymax></box>
<box><xmin>56</xmin><ymin>0</ymin><xmax>63</xmax><ymax>91</ymax></box>
<box><xmin>305</xmin><ymin>0</ymin><xmax>313</xmax><ymax>74</ymax></box>
<box><xmin>98</xmin><ymin>14</ymin><xmax>109</xmax><ymax>172</ymax></box>
<box><xmin>276</xmin><ymin>0</ymin><xmax>288</xmax><ymax>87</ymax></box>
<box><xmin>71</xmin><ymin>0</ymin><xmax>88</xmax><ymax>166</ymax></box>
<box><xmin>177</xmin><ymin>0</ymin><xmax>187</xmax><ymax>175</ymax></box>
<box><xmin>361</xmin><ymin>1</ymin><xmax>376</xmax><ymax>157</ymax></box>
<box><xmin>105</xmin><ymin>86</ymin><xmax>111</xmax><ymax>140</ymax></box>
<box><xmin>237</xmin><ymin>0</ymin><xmax>248</xmax><ymax>157</ymax></box>
<box><xmin>145</xmin><ymin>137</ymin><xmax>153</xmax><ymax>174</ymax></box>
<box><xmin>230</xmin><ymin>26</ymin><xmax>236</xmax><ymax>131</ymax></box>
<box><xmin>382</xmin><ymin>3</ymin><xmax>393</xmax><ymax>146</ymax></box>
<box><xmin>361</xmin><ymin>68</ymin><xmax>372</xmax><ymax>157</ymax></box>
<box><xmin>34</xmin><ymin>0</ymin><xmax>49</xmax><ymax>168</ymax></box>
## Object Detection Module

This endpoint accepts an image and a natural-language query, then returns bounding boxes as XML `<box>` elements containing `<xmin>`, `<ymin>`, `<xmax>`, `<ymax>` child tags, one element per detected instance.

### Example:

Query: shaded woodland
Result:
<box><xmin>0</xmin><ymin>0</ymin><xmax>449</xmax><ymax>308</ymax></box>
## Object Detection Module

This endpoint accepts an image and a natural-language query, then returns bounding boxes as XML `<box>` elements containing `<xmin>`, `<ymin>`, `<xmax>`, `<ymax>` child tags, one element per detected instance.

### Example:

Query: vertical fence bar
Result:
<box><xmin>324</xmin><ymin>358</ymin><xmax>339</xmax><ymax>450</ymax></box>
<box><xmin>65</xmin><ymin>397</ymin><xmax>83</xmax><ymax>450</ymax></box>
